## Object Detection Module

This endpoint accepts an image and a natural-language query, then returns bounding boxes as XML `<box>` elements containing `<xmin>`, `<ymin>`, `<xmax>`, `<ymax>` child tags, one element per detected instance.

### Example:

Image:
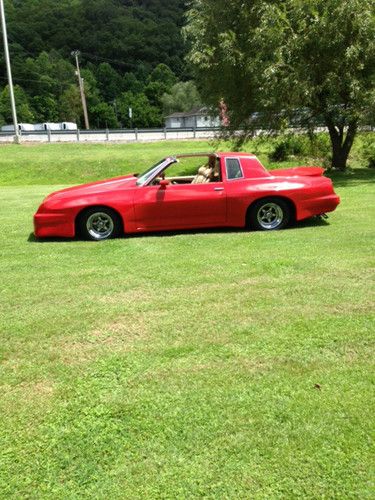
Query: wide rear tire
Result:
<box><xmin>248</xmin><ymin>198</ymin><xmax>291</xmax><ymax>231</ymax></box>
<box><xmin>77</xmin><ymin>207</ymin><xmax>122</xmax><ymax>241</ymax></box>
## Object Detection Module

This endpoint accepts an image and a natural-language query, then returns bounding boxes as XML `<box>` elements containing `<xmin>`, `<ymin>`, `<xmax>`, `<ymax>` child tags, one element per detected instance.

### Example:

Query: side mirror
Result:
<box><xmin>159</xmin><ymin>179</ymin><xmax>170</xmax><ymax>189</ymax></box>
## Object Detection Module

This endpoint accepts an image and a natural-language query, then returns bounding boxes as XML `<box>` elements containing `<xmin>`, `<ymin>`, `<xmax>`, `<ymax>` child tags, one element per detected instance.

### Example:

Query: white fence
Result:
<box><xmin>0</xmin><ymin>127</ymin><xmax>220</xmax><ymax>144</ymax></box>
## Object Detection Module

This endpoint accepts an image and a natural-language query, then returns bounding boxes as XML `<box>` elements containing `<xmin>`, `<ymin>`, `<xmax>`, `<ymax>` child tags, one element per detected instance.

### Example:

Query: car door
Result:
<box><xmin>133</xmin><ymin>182</ymin><xmax>227</xmax><ymax>230</ymax></box>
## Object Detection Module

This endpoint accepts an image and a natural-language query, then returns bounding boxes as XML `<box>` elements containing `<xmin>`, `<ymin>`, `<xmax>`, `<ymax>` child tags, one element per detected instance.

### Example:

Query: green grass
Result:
<box><xmin>0</xmin><ymin>140</ymin><xmax>374</xmax><ymax>498</ymax></box>
<box><xmin>0</xmin><ymin>141</ymin><xmax>216</xmax><ymax>186</ymax></box>
<box><xmin>0</xmin><ymin>132</ymin><xmax>371</xmax><ymax>186</ymax></box>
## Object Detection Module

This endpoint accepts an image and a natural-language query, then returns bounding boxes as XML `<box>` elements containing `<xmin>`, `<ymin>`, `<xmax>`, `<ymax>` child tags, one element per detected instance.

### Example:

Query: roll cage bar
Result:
<box><xmin>139</xmin><ymin>153</ymin><xmax>218</xmax><ymax>187</ymax></box>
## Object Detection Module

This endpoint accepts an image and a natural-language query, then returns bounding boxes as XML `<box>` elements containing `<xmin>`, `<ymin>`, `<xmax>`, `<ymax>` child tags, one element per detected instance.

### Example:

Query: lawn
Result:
<box><xmin>0</xmin><ymin>140</ymin><xmax>374</xmax><ymax>498</ymax></box>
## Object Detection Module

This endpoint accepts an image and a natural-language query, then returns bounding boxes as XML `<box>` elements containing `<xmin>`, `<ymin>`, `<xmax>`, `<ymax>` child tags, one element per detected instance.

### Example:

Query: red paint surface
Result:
<box><xmin>34</xmin><ymin>153</ymin><xmax>340</xmax><ymax>238</ymax></box>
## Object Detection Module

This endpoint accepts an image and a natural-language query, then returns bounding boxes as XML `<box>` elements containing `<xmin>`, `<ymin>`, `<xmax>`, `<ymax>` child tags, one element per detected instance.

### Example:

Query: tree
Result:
<box><xmin>122</xmin><ymin>73</ymin><xmax>144</xmax><ymax>94</ymax></box>
<box><xmin>32</xmin><ymin>95</ymin><xmax>59</xmax><ymax>122</ymax></box>
<box><xmin>117</xmin><ymin>92</ymin><xmax>162</xmax><ymax>128</ymax></box>
<box><xmin>15</xmin><ymin>51</ymin><xmax>75</xmax><ymax>100</ymax></box>
<box><xmin>94</xmin><ymin>63</ymin><xmax>122</xmax><ymax>102</ymax></box>
<box><xmin>0</xmin><ymin>0</ymin><xmax>192</xmax><ymax>129</ymax></box>
<box><xmin>161</xmin><ymin>81</ymin><xmax>202</xmax><ymax>115</ymax></box>
<box><xmin>149</xmin><ymin>64</ymin><xmax>177</xmax><ymax>89</ymax></box>
<box><xmin>90</xmin><ymin>102</ymin><xmax>119</xmax><ymax>129</ymax></box>
<box><xmin>59</xmin><ymin>85</ymin><xmax>82</xmax><ymax>124</ymax></box>
<box><xmin>10</xmin><ymin>50</ymin><xmax>75</xmax><ymax>123</ymax></box>
<box><xmin>4</xmin><ymin>0</ymin><xmax>188</xmax><ymax>77</ymax></box>
<box><xmin>80</xmin><ymin>68</ymin><xmax>101</xmax><ymax>107</ymax></box>
<box><xmin>145</xmin><ymin>81</ymin><xmax>169</xmax><ymax>108</ymax></box>
<box><xmin>185</xmin><ymin>0</ymin><xmax>375</xmax><ymax>170</ymax></box>
<box><xmin>0</xmin><ymin>85</ymin><xmax>34</xmax><ymax>123</ymax></box>
<box><xmin>145</xmin><ymin>64</ymin><xmax>178</xmax><ymax>107</ymax></box>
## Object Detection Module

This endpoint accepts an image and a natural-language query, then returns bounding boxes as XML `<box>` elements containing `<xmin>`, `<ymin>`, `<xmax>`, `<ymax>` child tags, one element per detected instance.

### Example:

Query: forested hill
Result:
<box><xmin>4</xmin><ymin>0</ymin><xmax>187</xmax><ymax>75</ymax></box>
<box><xmin>0</xmin><ymin>0</ymin><xmax>199</xmax><ymax>129</ymax></box>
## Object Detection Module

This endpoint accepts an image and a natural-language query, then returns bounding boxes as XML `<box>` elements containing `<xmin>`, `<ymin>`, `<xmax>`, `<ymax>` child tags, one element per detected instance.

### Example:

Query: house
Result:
<box><xmin>165</xmin><ymin>108</ymin><xmax>220</xmax><ymax>129</ymax></box>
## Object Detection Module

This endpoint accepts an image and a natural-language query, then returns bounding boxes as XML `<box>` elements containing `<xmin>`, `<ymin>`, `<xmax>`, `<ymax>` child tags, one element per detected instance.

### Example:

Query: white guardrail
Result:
<box><xmin>1</xmin><ymin>125</ymin><xmax>371</xmax><ymax>144</ymax></box>
<box><xmin>0</xmin><ymin>127</ymin><xmax>221</xmax><ymax>144</ymax></box>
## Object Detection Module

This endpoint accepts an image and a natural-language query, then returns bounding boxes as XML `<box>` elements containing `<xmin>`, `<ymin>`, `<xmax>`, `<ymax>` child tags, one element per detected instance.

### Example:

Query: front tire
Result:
<box><xmin>77</xmin><ymin>207</ymin><xmax>122</xmax><ymax>241</ymax></box>
<box><xmin>248</xmin><ymin>198</ymin><xmax>291</xmax><ymax>231</ymax></box>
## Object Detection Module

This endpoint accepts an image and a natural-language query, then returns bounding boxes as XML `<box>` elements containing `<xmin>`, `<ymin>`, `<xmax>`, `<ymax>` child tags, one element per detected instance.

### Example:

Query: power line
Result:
<box><xmin>0</xmin><ymin>75</ymin><xmax>72</xmax><ymax>86</ymax></box>
<box><xmin>2</xmin><ymin>34</ymin><xmax>76</xmax><ymax>85</ymax></box>
<box><xmin>4</xmin><ymin>33</ymin><xmax>136</xmax><ymax>71</ymax></box>
<box><xmin>5</xmin><ymin>37</ymin><xmax>133</xmax><ymax>70</ymax></box>
<box><xmin>79</xmin><ymin>51</ymin><xmax>136</xmax><ymax>69</ymax></box>
<box><xmin>6</xmin><ymin>35</ymin><xmax>40</xmax><ymax>58</ymax></box>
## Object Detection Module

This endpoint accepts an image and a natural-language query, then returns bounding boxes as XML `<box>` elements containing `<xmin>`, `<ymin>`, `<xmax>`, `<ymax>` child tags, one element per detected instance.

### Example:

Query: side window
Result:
<box><xmin>226</xmin><ymin>158</ymin><xmax>243</xmax><ymax>180</ymax></box>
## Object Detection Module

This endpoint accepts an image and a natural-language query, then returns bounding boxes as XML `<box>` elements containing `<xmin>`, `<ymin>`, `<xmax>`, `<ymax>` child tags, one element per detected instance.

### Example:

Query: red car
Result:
<box><xmin>34</xmin><ymin>152</ymin><xmax>340</xmax><ymax>240</ymax></box>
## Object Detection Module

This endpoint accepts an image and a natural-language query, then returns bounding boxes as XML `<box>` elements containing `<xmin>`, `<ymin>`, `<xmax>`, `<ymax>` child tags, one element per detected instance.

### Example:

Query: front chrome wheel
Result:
<box><xmin>86</xmin><ymin>212</ymin><xmax>114</xmax><ymax>240</ymax></box>
<box><xmin>78</xmin><ymin>207</ymin><xmax>122</xmax><ymax>241</ymax></box>
<box><xmin>257</xmin><ymin>202</ymin><xmax>284</xmax><ymax>230</ymax></box>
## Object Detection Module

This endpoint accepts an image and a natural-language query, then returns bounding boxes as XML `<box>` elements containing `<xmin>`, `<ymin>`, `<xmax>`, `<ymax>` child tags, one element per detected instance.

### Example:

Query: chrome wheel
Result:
<box><xmin>86</xmin><ymin>212</ymin><xmax>114</xmax><ymax>240</ymax></box>
<box><xmin>257</xmin><ymin>202</ymin><xmax>284</xmax><ymax>230</ymax></box>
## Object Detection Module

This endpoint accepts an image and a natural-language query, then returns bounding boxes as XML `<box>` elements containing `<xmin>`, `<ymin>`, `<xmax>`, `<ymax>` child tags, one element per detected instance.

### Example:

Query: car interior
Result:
<box><xmin>152</xmin><ymin>155</ymin><xmax>221</xmax><ymax>186</ymax></box>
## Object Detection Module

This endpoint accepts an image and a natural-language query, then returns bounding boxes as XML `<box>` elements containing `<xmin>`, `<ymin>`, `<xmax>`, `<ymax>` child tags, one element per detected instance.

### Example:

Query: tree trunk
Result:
<box><xmin>325</xmin><ymin>118</ymin><xmax>357</xmax><ymax>171</ymax></box>
<box><xmin>331</xmin><ymin>136</ymin><xmax>350</xmax><ymax>171</ymax></box>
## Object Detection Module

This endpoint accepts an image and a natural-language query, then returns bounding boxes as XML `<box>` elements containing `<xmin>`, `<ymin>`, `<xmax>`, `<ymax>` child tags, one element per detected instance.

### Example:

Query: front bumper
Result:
<box><xmin>34</xmin><ymin>212</ymin><xmax>75</xmax><ymax>238</ymax></box>
<box><xmin>297</xmin><ymin>194</ymin><xmax>340</xmax><ymax>221</ymax></box>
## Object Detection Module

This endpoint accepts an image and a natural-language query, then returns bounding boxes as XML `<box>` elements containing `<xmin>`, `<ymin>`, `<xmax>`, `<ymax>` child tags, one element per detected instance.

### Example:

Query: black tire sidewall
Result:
<box><xmin>77</xmin><ymin>207</ymin><xmax>122</xmax><ymax>240</ymax></box>
<box><xmin>248</xmin><ymin>198</ymin><xmax>290</xmax><ymax>231</ymax></box>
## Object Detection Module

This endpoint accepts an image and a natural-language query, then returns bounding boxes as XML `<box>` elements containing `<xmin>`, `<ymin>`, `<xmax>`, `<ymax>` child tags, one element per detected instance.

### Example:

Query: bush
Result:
<box><xmin>361</xmin><ymin>135</ymin><xmax>375</xmax><ymax>168</ymax></box>
<box><xmin>268</xmin><ymin>135</ymin><xmax>309</xmax><ymax>162</ymax></box>
<box><xmin>268</xmin><ymin>133</ymin><xmax>332</xmax><ymax>163</ymax></box>
<box><xmin>308</xmin><ymin>133</ymin><xmax>331</xmax><ymax>159</ymax></box>
<box><xmin>269</xmin><ymin>140</ymin><xmax>289</xmax><ymax>162</ymax></box>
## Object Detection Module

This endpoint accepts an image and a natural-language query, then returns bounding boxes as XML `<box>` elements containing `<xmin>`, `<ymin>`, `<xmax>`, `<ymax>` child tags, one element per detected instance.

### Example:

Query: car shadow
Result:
<box><xmin>28</xmin><ymin>217</ymin><xmax>329</xmax><ymax>243</ymax></box>
<box><xmin>288</xmin><ymin>216</ymin><xmax>330</xmax><ymax>230</ymax></box>
<box><xmin>28</xmin><ymin>233</ymin><xmax>75</xmax><ymax>243</ymax></box>
<box><xmin>125</xmin><ymin>217</ymin><xmax>330</xmax><ymax>239</ymax></box>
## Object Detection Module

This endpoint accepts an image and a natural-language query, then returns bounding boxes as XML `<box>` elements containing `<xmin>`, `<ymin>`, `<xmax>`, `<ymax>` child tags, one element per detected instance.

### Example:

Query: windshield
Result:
<box><xmin>136</xmin><ymin>157</ymin><xmax>175</xmax><ymax>186</ymax></box>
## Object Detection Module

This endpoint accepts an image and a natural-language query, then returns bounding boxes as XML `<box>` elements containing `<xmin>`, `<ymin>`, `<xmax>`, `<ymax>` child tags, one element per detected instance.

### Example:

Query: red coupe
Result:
<box><xmin>34</xmin><ymin>153</ymin><xmax>340</xmax><ymax>240</ymax></box>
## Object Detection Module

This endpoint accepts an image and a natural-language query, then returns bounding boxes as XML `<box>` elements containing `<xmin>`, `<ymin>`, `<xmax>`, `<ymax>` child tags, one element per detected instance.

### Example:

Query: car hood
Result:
<box><xmin>45</xmin><ymin>174</ymin><xmax>138</xmax><ymax>200</ymax></box>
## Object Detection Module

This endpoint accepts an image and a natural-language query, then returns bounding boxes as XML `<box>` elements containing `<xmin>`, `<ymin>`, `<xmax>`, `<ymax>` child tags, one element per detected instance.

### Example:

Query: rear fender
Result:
<box><xmin>245</xmin><ymin>195</ymin><xmax>296</xmax><ymax>226</ymax></box>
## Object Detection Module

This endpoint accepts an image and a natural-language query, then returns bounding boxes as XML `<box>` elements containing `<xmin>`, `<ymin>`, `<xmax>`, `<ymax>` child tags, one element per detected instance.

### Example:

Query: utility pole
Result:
<box><xmin>71</xmin><ymin>50</ymin><xmax>90</xmax><ymax>130</ymax></box>
<box><xmin>0</xmin><ymin>0</ymin><xmax>20</xmax><ymax>143</ymax></box>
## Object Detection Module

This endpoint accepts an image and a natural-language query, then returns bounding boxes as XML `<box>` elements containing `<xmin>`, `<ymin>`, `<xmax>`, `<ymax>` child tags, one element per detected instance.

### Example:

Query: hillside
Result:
<box><xmin>0</xmin><ymin>0</ymin><xmax>190</xmax><ymax>128</ymax></box>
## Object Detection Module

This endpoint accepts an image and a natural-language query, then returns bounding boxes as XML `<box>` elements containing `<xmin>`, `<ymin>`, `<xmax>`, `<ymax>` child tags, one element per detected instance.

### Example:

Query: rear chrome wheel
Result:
<box><xmin>78</xmin><ymin>207</ymin><xmax>122</xmax><ymax>241</ymax></box>
<box><xmin>248</xmin><ymin>198</ymin><xmax>291</xmax><ymax>231</ymax></box>
<box><xmin>257</xmin><ymin>202</ymin><xmax>284</xmax><ymax>230</ymax></box>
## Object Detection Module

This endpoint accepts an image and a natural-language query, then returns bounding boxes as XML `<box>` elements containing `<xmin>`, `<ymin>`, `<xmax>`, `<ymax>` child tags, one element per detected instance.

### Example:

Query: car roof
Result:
<box><xmin>216</xmin><ymin>152</ymin><xmax>257</xmax><ymax>158</ymax></box>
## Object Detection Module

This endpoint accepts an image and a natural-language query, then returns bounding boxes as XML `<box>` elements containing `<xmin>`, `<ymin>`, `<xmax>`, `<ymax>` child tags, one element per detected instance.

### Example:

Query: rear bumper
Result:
<box><xmin>34</xmin><ymin>212</ymin><xmax>75</xmax><ymax>238</ymax></box>
<box><xmin>297</xmin><ymin>194</ymin><xmax>340</xmax><ymax>221</ymax></box>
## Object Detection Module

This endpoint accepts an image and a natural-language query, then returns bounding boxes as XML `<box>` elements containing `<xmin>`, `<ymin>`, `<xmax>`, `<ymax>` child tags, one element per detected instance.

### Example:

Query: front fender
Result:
<box><xmin>35</xmin><ymin>192</ymin><xmax>135</xmax><ymax>237</ymax></box>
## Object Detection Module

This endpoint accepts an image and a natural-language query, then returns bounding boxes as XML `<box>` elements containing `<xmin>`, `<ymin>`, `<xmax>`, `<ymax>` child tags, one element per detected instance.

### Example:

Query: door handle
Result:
<box><xmin>214</xmin><ymin>187</ymin><xmax>224</xmax><ymax>191</ymax></box>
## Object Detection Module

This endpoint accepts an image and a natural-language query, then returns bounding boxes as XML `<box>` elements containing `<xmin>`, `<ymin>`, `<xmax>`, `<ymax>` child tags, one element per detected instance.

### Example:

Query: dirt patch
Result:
<box><xmin>90</xmin><ymin>315</ymin><xmax>150</xmax><ymax>343</ymax></box>
<box><xmin>320</xmin><ymin>300</ymin><xmax>375</xmax><ymax>315</ymax></box>
<box><xmin>141</xmin><ymin>356</ymin><xmax>272</xmax><ymax>384</ymax></box>
<box><xmin>97</xmin><ymin>288</ymin><xmax>155</xmax><ymax>305</ymax></box>
<box><xmin>1</xmin><ymin>379</ymin><xmax>55</xmax><ymax>402</ymax></box>
<box><xmin>56</xmin><ymin>315</ymin><xmax>152</xmax><ymax>366</ymax></box>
